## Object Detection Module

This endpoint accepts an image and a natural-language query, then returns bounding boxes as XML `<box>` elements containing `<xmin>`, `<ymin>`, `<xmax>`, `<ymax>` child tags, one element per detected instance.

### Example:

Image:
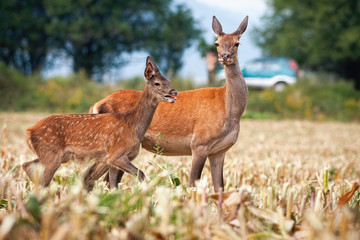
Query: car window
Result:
<box><xmin>244</xmin><ymin>62</ymin><xmax>263</xmax><ymax>71</ymax></box>
<box><xmin>264</xmin><ymin>62</ymin><xmax>281</xmax><ymax>71</ymax></box>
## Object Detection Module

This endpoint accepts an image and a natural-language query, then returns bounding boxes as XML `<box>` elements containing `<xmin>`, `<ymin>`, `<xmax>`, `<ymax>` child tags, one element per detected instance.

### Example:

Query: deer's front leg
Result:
<box><xmin>189</xmin><ymin>147</ymin><xmax>208</xmax><ymax>187</ymax></box>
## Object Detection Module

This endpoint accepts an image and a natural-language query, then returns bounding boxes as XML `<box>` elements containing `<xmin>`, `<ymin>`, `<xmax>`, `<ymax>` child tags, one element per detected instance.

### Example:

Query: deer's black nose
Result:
<box><xmin>221</xmin><ymin>53</ymin><xmax>230</xmax><ymax>61</ymax></box>
<box><xmin>170</xmin><ymin>89</ymin><xmax>177</xmax><ymax>96</ymax></box>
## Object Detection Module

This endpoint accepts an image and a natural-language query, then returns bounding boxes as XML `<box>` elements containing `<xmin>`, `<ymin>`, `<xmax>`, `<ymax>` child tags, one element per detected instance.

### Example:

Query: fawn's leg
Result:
<box><xmin>23</xmin><ymin>153</ymin><xmax>62</xmax><ymax>187</ymax></box>
<box><xmin>83</xmin><ymin>162</ymin><xmax>108</xmax><ymax>191</ymax></box>
<box><xmin>107</xmin><ymin>153</ymin><xmax>137</xmax><ymax>188</ymax></box>
<box><xmin>208</xmin><ymin>151</ymin><xmax>225</xmax><ymax>192</ymax></box>
<box><xmin>108</xmin><ymin>156</ymin><xmax>145</xmax><ymax>182</ymax></box>
<box><xmin>22</xmin><ymin>158</ymin><xmax>40</xmax><ymax>182</ymax></box>
<box><xmin>108</xmin><ymin>167</ymin><xmax>125</xmax><ymax>189</ymax></box>
<box><xmin>42</xmin><ymin>157</ymin><xmax>62</xmax><ymax>186</ymax></box>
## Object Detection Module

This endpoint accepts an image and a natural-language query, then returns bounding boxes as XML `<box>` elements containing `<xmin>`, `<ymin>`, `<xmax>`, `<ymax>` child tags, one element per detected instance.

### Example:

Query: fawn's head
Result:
<box><xmin>212</xmin><ymin>16</ymin><xmax>248</xmax><ymax>66</ymax></box>
<box><xmin>144</xmin><ymin>56</ymin><xmax>177</xmax><ymax>103</ymax></box>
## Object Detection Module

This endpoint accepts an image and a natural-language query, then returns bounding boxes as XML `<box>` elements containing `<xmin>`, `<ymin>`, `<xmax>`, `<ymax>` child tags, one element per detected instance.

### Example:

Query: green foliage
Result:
<box><xmin>0</xmin><ymin>64</ymin><xmax>115</xmax><ymax>112</ymax></box>
<box><xmin>26</xmin><ymin>193</ymin><xmax>42</xmax><ymax>223</ymax></box>
<box><xmin>245</xmin><ymin>79</ymin><xmax>360</xmax><ymax>121</ymax></box>
<box><xmin>2</xmin><ymin>62</ymin><xmax>360</xmax><ymax>121</ymax></box>
<box><xmin>0</xmin><ymin>0</ymin><xmax>50</xmax><ymax>75</ymax></box>
<box><xmin>152</xmin><ymin>132</ymin><xmax>165</xmax><ymax>158</ymax></box>
<box><xmin>0</xmin><ymin>0</ymin><xmax>202</xmax><ymax>79</ymax></box>
<box><xmin>198</xmin><ymin>37</ymin><xmax>223</xmax><ymax>86</ymax></box>
<box><xmin>0</xmin><ymin>199</ymin><xmax>9</xmax><ymax>209</ymax></box>
<box><xmin>98</xmin><ymin>190</ymin><xmax>145</xmax><ymax>227</ymax></box>
<box><xmin>118</xmin><ymin>75</ymin><xmax>196</xmax><ymax>92</ymax></box>
<box><xmin>45</xmin><ymin>0</ymin><xmax>168</xmax><ymax>78</ymax></box>
<box><xmin>0</xmin><ymin>62</ymin><xmax>41</xmax><ymax>111</ymax></box>
<box><xmin>254</xmin><ymin>0</ymin><xmax>360</xmax><ymax>89</ymax></box>
<box><xmin>0</xmin><ymin>63</ymin><xmax>197</xmax><ymax>113</ymax></box>
<box><xmin>167</xmin><ymin>76</ymin><xmax>196</xmax><ymax>91</ymax></box>
<box><xmin>198</xmin><ymin>37</ymin><xmax>217</xmax><ymax>57</ymax></box>
<box><xmin>145</xmin><ymin>4</ymin><xmax>202</xmax><ymax>76</ymax></box>
<box><xmin>32</xmin><ymin>72</ymin><xmax>115</xmax><ymax>113</ymax></box>
<box><xmin>118</xmin><ymin>76</ymin><xmax>146</xmax><ymax>91</ymax></box>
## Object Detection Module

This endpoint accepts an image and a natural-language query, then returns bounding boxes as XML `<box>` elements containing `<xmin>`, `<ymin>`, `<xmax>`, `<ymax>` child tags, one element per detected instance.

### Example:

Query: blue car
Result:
<box><xmin>241</xmin><ymin>58</ymin><xmax>298</xmax><ymax>91</ymax></box>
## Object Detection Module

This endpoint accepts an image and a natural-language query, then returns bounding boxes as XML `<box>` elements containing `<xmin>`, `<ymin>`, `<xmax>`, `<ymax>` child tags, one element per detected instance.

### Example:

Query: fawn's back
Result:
<box><xmin>27</xmin><ymin>113</ymin><xmax>135</xmax><ymax>159</ymax></box>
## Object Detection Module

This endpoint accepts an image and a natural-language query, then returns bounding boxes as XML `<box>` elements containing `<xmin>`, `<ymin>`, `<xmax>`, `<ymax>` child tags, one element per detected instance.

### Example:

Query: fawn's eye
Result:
<box><xmin>234</xmin><ymin>43</ymin><xmax>239</xmax><ymax>47</ymax></box>
<box><xmin>155</xmin><ymin>82</ymin><xmax>160</xmax><ymax>86</ymax></box>
<box><xmin>214</xmin><ymin>42</ymin><xmax>219</xmax><ymax>47</ymax></box>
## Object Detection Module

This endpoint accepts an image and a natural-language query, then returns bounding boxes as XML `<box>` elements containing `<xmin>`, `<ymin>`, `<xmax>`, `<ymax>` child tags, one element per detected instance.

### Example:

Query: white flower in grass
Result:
<box><xmin>196</xmin><ymin>175</ymin><xmax>209</xmax><ymax>191</ymax></box>
<box><xmin>70</xmin><ymin>183</ymin><xmax>82</xmax><ymax>196</ymax></box>
<box><xmin>86</xmin><ymin>194</ymin><xmax>99</xmax><ymax>211</ymax></box>
<box><xmin>0</xmin><ymin>214</ymin><xmax>16</xmax><ymax>238</ymax></box>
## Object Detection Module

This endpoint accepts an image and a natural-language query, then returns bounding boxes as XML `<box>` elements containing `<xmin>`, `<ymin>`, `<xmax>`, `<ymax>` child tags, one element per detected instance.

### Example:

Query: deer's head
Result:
<box><xmin>212</xmin><ymin>16</ymin><xmax>248</xmax><ymax>66</ymax></box>
<box><xmin>144</xmin><ymin>56</ymin><xmax>177</xmax><ymax>103</ymax></box>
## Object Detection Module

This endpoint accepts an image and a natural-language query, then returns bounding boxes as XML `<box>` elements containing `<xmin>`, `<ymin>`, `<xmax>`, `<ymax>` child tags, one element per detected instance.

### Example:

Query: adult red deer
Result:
<box><xmin>89</xmin><ymin>16</ymin><xmax>249</xmax><ymax>192</ymax></box>
<box><xmin>23</xmin><ymin>57</ymin><xmax>177</xmax><ymax>190</ymax></box>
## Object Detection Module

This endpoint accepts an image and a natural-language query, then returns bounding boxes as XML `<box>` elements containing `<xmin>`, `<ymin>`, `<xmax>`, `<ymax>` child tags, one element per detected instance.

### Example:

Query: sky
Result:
<box><xmin>44</xmin><ymin>0</ymin><xmax>268</xmax><ymax>84</ymax></box>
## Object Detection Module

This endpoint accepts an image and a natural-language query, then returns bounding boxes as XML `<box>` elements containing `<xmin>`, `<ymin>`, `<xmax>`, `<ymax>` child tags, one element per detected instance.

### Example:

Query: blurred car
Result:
<box><xmin>217</xmin><ymin>57</ymin><xmax>298</xmax><ymax>91</ymax></box>
<box><xmin>242</xmin><ymin>57</ymin><xmax>298</xmax><ymax>91</ymax></box>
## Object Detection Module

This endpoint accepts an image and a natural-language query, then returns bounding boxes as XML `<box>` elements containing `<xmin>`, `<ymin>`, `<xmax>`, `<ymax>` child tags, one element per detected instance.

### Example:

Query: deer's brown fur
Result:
<box><xmin>89</xmin><ymin>16</ymin><xmax>249</xmax><ymax>192</ymax></box>
<box><xmin>23</xmin><ymin>57</ymin><xmax>177</xmax><ymax>190</ymax></box>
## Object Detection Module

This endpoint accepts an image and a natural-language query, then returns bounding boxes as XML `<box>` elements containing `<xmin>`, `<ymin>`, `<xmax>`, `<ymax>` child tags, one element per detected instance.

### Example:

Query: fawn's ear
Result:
<box><xmin>147</xmin><ymin>56</ymin><xmax>160</xmax><ymax>71</ymax></box>
<box><xmin>212</xmin><ymin>16</ymin><xmax>224</xmax><ymax>37</ymax></box>
<box><xmin>144</xmin><ymin>57</ymin><xmax>157</xmax><ymax>82</ymax></box>
<box><xmin>233</xmin><ymin>16</ymin><xmax>248</xmax><ymax>38</ymax></box>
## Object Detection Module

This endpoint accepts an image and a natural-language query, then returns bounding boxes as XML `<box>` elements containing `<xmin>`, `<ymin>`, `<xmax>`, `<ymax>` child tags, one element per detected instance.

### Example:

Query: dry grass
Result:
<box><xmin>0</xmin><ymin>112</ymin><xmax>359</xmax><ymax>239</ymax></box>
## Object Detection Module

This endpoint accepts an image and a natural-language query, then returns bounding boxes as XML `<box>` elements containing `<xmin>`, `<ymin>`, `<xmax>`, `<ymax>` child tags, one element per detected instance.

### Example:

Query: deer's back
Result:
<box><xmin>27</xmin><ymin>114</ymin><xmax>135</xmax><ymax>156</ymax></box>
<box><xmin>92</xmin><ymin>87</ymin><xmax>231</xmax><ymax>155</ymax></box>
<box><xmin>93</xmin><ymin>88</ymin><xmax>226</xmax><ymax>132</ymax></box>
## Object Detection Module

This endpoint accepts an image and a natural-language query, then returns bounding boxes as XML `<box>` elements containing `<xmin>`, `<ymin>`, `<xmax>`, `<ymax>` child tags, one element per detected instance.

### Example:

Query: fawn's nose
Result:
<box><xmin>170</xmin><ymin>89</ymin><xmax>177</xmax><ymax>96</ymax></box>
<box><xmin>221</xmin><ymin>53</ymin><xmax>230</xmax><ymax>61</ymax></box>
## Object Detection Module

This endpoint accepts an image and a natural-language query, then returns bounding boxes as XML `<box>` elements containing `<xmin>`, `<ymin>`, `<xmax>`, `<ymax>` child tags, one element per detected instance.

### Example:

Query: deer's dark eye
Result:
<box><xmin>155</xmin><ymin>82</ymin><xmax>160</xmax><ymax>86</ymax></box>
<box><xmin>234</xmin><ymin>43</ymin><xmax>239</xmax><ymax>47</ymax></box>
<box><xmin>214</xmin><ymin>42</ymin><xmax>219</xmax><ymax>47</ymax></box>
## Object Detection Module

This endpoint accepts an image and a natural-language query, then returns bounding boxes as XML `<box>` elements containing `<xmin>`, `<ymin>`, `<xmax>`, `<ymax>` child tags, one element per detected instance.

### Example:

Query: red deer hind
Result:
<box><xmin>23</xmin><ymin>56</ymin><xmax>177</xmax><ymax>190</ymax></box>
<box><xmin>89</xmin><ymin>16</ymin><xmax>249</xmax><ymax>192</ymax></box>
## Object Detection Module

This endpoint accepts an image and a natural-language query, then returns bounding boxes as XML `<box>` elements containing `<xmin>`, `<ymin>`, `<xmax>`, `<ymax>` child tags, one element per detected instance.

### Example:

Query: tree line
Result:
<box><xmin>254</xmin><ymin>0</ymin><xmax>360</xmax><ymax>90</ymax></box>
<box><xmin>0</xmin><ymin>0</ymin><xmax>201</xmax><ymax>80</ymax></box>
<box><xmin>1</xmin><ymin>0</ymin><xmax>360</xmax><ymax>89</ymax></box>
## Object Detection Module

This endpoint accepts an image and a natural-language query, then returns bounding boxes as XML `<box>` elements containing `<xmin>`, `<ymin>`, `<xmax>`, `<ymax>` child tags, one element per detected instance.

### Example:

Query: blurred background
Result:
<box><xmin>0</xmin><ymin>0</ymin><xmax>360</xmax><ymax>121</ymax></box>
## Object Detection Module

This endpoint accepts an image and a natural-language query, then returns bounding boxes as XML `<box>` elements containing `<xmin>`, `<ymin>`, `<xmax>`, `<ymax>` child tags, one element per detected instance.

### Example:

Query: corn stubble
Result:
<box><xmin>0</xmin><ymin>113</ymin><xmax>360</xmax><ymax>239</ymax></box>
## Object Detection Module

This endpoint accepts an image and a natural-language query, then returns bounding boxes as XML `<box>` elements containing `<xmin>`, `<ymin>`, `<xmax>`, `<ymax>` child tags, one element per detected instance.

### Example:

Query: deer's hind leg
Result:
<box><xmin>22</xmin><ymin>158</ymin><xmax>40</xmax><ymax>182</ymax></box>
<box><xmin>23</xmin><ymin>150</ymin><xmax>62</xmax><ymax>186</ymax></box>
<box><xmin>208</xmin><ymin>151</ymin><xmax>226</xmax><ymax>192</ymax></box>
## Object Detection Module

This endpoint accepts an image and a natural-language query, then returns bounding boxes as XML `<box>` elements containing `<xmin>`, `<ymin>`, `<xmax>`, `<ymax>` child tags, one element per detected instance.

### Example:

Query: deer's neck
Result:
<box><xmin>129</xmin><ymin>86</ymin><xmax>159</xmax><ymax>139</ymax></box>
<box><xmin>224</xmin><ymin>59</ymin><xmax>248</xmax><ymax>121</ymax></box>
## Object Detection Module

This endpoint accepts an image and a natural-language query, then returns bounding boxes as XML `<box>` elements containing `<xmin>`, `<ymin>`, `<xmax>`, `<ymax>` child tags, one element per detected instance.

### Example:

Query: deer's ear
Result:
<box><xmin>146</xmin><ymin>56</ymin><xmax>160</xmax><ymax>73</ymax></box>
<box><xmin>234</xmin><ymin>16</ymin><xmax>248</xmax><ymax>38</ymax></box>
<box><xmin>144</xmin><ymin>62</ymin><xmax>155</xmax><ymax>81</ymax></box>
<box><xmin>212</xmin><ymin>16</ymin><xmax>224</xmax><ymax>37</ymax></box>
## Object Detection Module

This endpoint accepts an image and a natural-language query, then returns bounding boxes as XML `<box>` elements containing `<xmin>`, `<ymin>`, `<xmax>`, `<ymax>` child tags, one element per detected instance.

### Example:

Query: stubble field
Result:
<box><xmin>0</xmin><ymin>113</ymin><xmax>359</xmax><ymax>239</ymax></box>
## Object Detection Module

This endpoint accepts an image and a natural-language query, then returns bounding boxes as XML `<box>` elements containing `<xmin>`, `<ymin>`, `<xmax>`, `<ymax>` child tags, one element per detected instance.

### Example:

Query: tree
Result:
<box><xmin>0</xmin><ymin>0</ymin><xmax>51</xmax><ymax>75</ymax></box>
<box><xmin>145</xmin><ymin>4</ymin><xmax>202</xmax><ymax>77</ymax></box>
<box><xmin>254</xmin><ymin>0</ymin><xmax>360</xmax><ymax>89</ymax></box>
<box><xmin>46</xmin><ymin>0</ymin><xmax>201</xmax><ymax>80</ymax></box>
<box><xmin>45</xmin><ymin>0</ymin><xmax>171</xmax><ymax>79</ymax></box>
<box><xmin>1</xmin><ymin>0</ymin><xmax>202</xmax><ymax>80</ymax></box>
